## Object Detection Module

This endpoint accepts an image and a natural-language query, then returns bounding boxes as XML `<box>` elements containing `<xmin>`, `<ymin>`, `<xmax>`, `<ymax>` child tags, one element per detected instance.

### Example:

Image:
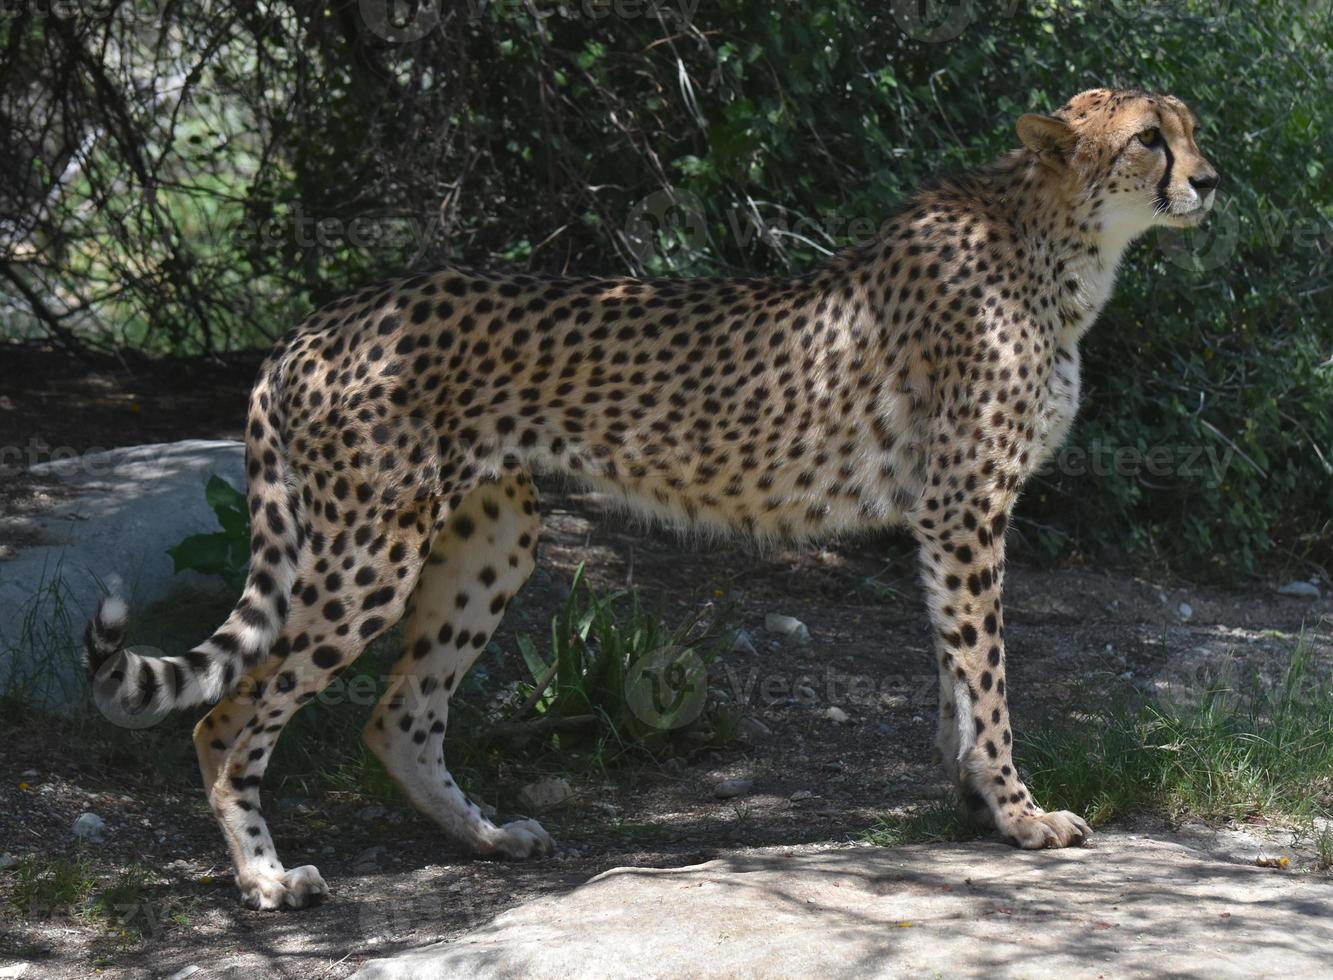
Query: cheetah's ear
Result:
<box><xmin>1016</xmin><ymin>114</ymin><xmax>1076</xmax><ymax>161</ymax></box>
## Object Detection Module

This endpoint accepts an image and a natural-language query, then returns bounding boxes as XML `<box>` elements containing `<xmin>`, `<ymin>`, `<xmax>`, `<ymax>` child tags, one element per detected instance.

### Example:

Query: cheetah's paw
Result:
<box><xmin>238</xmin><ymin>865</ymin><xmax>329</xmax><ymax>910</ymax></box>
<box><xmin>483</xmin><ymin>818</ymin><xmax>556</xmax><ymax>860</ymax></box>
<box><xmin>1003</xmin><ymin>810</ymin><xmax>1091</xmax><ymax>849</ymax></box>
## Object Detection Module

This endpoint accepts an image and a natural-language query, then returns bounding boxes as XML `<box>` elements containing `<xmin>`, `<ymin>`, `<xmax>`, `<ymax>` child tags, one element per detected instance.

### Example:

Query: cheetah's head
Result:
<box><xmin>1016</xmin><ymin>88</ymin><xmax>1219</xmax><ymax>235</ymax></box>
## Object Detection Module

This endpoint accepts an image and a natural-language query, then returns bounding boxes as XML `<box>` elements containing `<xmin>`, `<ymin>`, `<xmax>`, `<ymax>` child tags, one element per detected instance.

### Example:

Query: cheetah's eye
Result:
<box><xmin>1137</xmin><ymin>127</ymin><xmax>1162</xmax><ymax>148</ymax></box>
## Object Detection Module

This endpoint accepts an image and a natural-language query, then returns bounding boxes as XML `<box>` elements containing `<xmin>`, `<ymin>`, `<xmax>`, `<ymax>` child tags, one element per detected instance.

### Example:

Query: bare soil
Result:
<box><xmin>1</xmin><ymin>346</ymin><xmax>1330</xmax><ymax>978</ymax></box>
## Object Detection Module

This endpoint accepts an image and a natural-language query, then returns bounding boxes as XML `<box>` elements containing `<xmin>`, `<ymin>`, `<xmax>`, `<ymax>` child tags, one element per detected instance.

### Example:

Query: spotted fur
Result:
<box><xmin>84</xmin><ymin>89</ymin><xmax>1217</xmax><ymax>909</ymax></box>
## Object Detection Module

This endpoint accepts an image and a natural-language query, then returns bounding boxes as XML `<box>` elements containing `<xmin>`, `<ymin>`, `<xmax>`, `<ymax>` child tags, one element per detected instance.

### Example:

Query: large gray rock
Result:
<box><xmin>0</xmin><ymin>440</ymin><xmax>244</xmax><ymax>707</ymax></box>
<box><xmin>351</xmin><ymin>835</ymin><xmax>1333</xmax><ymax>979</ymax></box>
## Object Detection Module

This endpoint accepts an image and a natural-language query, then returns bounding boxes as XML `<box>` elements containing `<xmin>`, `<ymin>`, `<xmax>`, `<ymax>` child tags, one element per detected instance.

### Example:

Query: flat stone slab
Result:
<box><xmin>352</xmin><ymin>834</ymin><xmax>1333</xmax><ymax>979</ymax></box>
<box><xmin>0</xmin><ymin>440</ymin><xmax>244</xmax><ymax>706</ymax></box>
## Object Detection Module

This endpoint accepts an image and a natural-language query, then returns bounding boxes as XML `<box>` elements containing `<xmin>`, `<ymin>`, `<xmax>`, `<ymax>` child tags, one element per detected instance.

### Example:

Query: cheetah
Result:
<box><xmin>85</xmin><ymin>88</ymin><xmax>1218</xmax><ymax>910</ymax></box>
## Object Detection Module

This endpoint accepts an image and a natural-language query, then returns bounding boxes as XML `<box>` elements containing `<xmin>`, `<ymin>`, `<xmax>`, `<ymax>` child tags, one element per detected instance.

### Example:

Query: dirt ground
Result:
<box><xmin>2</xmin><ymin>345</ymin><xmax>1330</xmax><ymax>978</ymax></box>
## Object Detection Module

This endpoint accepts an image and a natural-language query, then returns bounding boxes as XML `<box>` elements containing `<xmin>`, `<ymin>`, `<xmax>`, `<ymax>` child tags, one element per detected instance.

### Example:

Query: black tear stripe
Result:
<box><xmin>1156</xmin><ymin>138</ymin><xmax>1175</xmax><ymax>213</ymax></box>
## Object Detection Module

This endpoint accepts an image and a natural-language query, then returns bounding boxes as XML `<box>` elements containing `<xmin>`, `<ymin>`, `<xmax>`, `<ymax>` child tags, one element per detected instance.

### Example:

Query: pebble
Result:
<box><xmin>790</xmin><ymin>790</ymin><xmax>815</xmax><ymax>802</ymax></box>
<box><xmin>353</xmin><ymin>845</ymin><xmax>387</xmax><ymax>871</ymax></box>
<box><xmin>357</xmin><ymin>804</ymin><xmax>387</xmax><ymax>822</ymax></box>
<box><xmin>0</xmin><ymin>854</ymin><xmax>16</xmax><ymax>870</ymax></box>
<box><xmin>167</xmin><ymin>967</ymin><xmax>202</xmax><ymax>980</ymax></box>
<box><xmin>517</xmin><ymin>777</ymin><xmax>573</xmax><ymax>813</ymax></box>
<box><xmin>1277</xmin><ymin>580</ymin><xmax>1321</xmax><ymax>599</ymax></box>
<box><xmin>739</xmin><ymin>716</ymin><xmax>772</xmax><ymax>739</ymax></box>
<box><xmin>764</xmin><ymin>614</ymin><xmax>810</xmax><ymax>644</ymax></box>
<box><xmin>72</xmin><ymin>812</ymin><xmax>106</xmax><ymax>843</ymax></box>
<box><xmin>1177</xmin><ymin>601</ymin><xmax>1194</xmax><ymax>622</ymax></box>
<box><xmin>730</xmin><ymin>630</ymin><xmax>759</xmax><ymax>656</ymax></box>
<box><xmin>713</xmin><ymin>778</ymin><xmax>754</xmax><ymax>799</ymax></box>
<box><xmin>825</xmin><ymin>706</ymin><xmax>851</xmax><ymax>724</ymax></box>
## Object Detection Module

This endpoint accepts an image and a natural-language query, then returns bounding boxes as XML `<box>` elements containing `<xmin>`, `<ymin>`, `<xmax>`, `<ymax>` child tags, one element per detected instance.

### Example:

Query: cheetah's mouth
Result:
<box><xmin>1162</xmin><ymin>201</ymin><xmax>1212</xmax><ymax>228</ymax></box>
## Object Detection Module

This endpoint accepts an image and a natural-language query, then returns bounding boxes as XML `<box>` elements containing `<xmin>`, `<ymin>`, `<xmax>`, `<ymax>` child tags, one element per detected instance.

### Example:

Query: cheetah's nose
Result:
<box><xmin>1189</xmin><ymin>170</ymin><xmax>1220</xmax><ymax>192</ymax></box>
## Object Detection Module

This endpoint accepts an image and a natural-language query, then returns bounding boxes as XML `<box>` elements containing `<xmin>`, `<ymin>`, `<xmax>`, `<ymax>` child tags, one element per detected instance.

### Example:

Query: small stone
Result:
<box><xmin>1277</xmin><ymin>580</ymin><xmax>1321</xmax><ymax>599</ymax></box>
<box><xmin>0</xmin><ymin>854</ymin><xmax>16</xmax><ymax>871</ymax></box>
<box><xmin>790</xmin><ymin>790</ymin><xmax>815</xmax><ymax>802</ymax></box>
<box><xmin>730</xmin><ymin>630</ymin><xmax>759</xmax><ymax>656</ymax></box>
<box><xmin>73</xmin><ymin>812</ymin><xmax>106</xmax><ymax>843</ymax></box>
<box><xmin>589</xmin><ymin>801</ymin><xmax>619</xmax><ymax>818</ymax></box>
<box><xmin>1177</xmin><ymin>601</ymin><xmax>1194</xmax><ymax>622</ymax></box>
<box><xmin>167</xmin><ymin>967</ymin><xmax>202</xmax><ymax>980</ymax></box>
<box><xmin>713</xmin><ymin>778</ymin><xmax>754</xmax><ymax>799</ymax></box>
<box><xmin>739</xmin><ymin>716</ymin><xmax>772</xmax><ymax>740</ymax></box>
<box><xmin>357</xmin><ymin>804</ymin><xmax>387</xmax><ymax>822</ymax></box>
<box><xmin>353</xmin><ymin>845</ymin><xmax>387</xmax><ymax>871</ymax></box>
<box><xmin>517</xmin><ymin>777</ymin><xmax>573</xmax><ymax>813</ymax></box>
<box><xmin>825</xmin><ymin>706</ymin><xmax>851</xmax><ymax>724</ymax></box>
<box><xmin>764</xmin><ymin>614</ymin><xmax>810</xmax><ymax>643</ymax></box>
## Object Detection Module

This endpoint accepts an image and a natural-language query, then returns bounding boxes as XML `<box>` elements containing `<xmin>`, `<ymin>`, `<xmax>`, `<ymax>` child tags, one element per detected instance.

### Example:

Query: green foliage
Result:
<box><xmin>6</xmin><ymin>1</ymin><xmax>1328</xmax><ymax>574</ymax></box>
<box><xmin>510</xmin><ymin>564</ymin><xmax>737</xmax><ymax>761</ymax></box>
<box><xmin>166</xmin><ymin>476</ymin><xmax>250</xmax><ymax>595</ymax></box>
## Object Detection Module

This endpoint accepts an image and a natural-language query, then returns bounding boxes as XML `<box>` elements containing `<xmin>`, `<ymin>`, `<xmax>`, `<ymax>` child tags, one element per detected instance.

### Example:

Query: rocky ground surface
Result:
<box><xmin>2</xmin><ymin>477</ymin><xmax>1329</xmax><ymax>977</ymax></box>
<box><xmin>1</xmin><ymin>348</ymin><xmax>1329</xmax><ymax>977</ymax></box>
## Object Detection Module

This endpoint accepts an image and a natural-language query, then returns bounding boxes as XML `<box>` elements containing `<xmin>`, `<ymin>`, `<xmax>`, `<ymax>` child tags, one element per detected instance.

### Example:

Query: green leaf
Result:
<box><xmin>204</xmin><ymin>475</ymin><xmax>246</xmax><ymax>516</ymax></box>
<box><xmin>167</xmin><ymin>532</ymin><xmax>232</xmax><ymax>575</ymax></box>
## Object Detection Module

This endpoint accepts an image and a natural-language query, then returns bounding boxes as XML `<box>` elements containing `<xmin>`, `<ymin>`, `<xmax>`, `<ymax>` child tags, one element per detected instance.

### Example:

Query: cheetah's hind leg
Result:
<box><xmin>364</xmin><ymin>472</ymin><xmax>555</xmax><ymax>859</ymax></box>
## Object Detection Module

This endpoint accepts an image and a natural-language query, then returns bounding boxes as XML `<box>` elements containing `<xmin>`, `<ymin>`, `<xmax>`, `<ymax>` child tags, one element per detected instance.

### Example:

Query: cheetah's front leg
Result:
<box><xmin>911</xmin><ymin>485</ymin><xmax>1090</xmax><ymax>849</ymax></box>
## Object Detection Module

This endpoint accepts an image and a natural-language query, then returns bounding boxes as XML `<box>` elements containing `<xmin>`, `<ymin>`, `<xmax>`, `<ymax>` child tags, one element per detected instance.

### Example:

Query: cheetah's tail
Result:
<box><xmin>83</xmin><ymin>359</ymin><xmax>303</xmax><ymax>716</ymax></box>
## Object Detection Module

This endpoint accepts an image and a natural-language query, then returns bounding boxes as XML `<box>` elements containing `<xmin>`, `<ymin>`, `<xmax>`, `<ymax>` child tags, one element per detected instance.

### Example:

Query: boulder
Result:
<box><xmin>0</xmin><ymin>440</ymin><xmax>244</xmax><ymax>708</ymax></box>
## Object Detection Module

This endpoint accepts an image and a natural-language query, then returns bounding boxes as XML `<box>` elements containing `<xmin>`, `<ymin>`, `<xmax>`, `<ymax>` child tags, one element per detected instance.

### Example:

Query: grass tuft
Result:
<box><xmin>861</xmin><ymin>797</ymin><xmax>981</xmax><ymax>847</ymax></box>
<box><xmin>866</xmin><ymin>633</ymin><xmax>1333</xmax><ymax>847</ymax></box>
<box><xmin>1022</xmin><ymin>635</ymin><xmax>1333</xmax><ymax>828</ymax></box>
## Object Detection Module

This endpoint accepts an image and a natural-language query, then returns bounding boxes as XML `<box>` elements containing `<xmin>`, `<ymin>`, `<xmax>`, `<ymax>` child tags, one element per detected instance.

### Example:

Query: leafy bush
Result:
<box><xmin>10</xmin><ymin>1</ymin><xmax>1328</xmax><ymax>574</ymax></box>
